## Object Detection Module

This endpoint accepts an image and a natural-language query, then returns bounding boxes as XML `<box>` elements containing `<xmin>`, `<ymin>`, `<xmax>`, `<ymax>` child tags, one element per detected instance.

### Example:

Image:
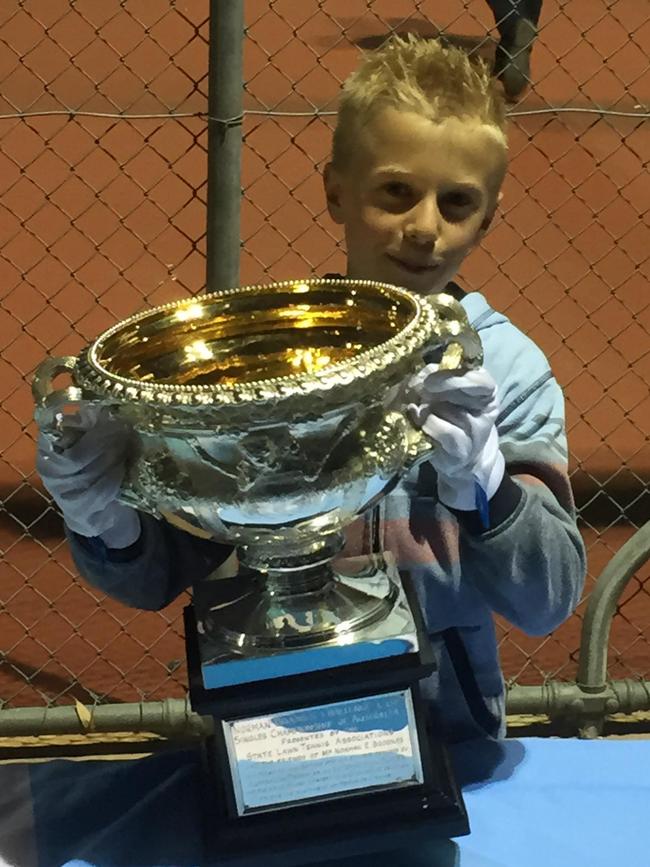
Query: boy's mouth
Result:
<box><xmin>386</xmin><ymin>254</ymin><xmax>441</xmax><ymax>276</ymax></box>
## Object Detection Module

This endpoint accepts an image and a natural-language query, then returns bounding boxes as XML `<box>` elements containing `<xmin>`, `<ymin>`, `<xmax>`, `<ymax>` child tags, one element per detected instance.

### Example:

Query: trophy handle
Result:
<box><xmin>421</xmin><ymin>292</ymin><xmax>484</xmax><ymax>372</ymax></box>
<box><xmin>32</xmin><ymin>356</ymin><xmax>91</xmax><ymax>438</ymax></box>
<box><xmin>398</xmin><ymin>293</ymin><xmax>484</xmax><ymax>473</ymax></box>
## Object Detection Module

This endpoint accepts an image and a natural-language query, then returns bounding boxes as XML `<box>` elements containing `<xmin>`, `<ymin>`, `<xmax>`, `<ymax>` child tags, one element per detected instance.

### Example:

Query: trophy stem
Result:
<box><xmin>238</xmin><ymin>533</ymin><xmax>345</xmax><ymax>599</ymax></box>
<box><xmin>264</xmin><ymin>560</ymin><xmax>334</xmax><ymax>598</ymax></box>
<box><xmin>196</xmin><ymin>543</ymin><xmax>406</xmax><ymax>654</ymax></box>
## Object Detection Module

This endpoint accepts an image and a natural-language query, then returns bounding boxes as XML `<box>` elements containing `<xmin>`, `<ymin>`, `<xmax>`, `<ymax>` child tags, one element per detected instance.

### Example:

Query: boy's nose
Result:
<box><xmin>404</xmin><ymin>199</ymin><xmax>439</xmax><ymax>246</ymax></box>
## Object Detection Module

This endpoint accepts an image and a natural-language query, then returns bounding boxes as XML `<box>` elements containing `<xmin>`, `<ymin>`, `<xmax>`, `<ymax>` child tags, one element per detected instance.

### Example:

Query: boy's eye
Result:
<box><xmin>439</xmin><ymin>190</ymin><xmax>477</xmax><ymax>218</ymax></box>
<box><xmin>442</xmin><ymin>192</ymin><xmax>472</xmax><ymax>208</ymax></box>
<box><xmin>439</xmin><ymin>191</ymin><xmax>479</xmax><ymax>223</ymax></box>
<box><xmin>382</xmin><ymin>181</ymin><xmax>412</xmax><ymax>198</ymax></box>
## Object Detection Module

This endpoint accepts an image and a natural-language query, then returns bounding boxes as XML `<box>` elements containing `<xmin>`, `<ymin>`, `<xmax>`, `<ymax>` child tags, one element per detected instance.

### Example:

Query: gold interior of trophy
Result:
<box><xmin>94</xmin><ymin>281</ymin><xmax>416</xmax><ymax>386</ymax></box>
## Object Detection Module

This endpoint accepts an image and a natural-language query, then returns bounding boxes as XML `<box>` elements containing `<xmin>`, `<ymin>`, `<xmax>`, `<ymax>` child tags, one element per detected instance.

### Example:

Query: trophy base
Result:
<box><xmin>199</xmin><ymin>730</ymin><xmax>467</xmax><ymax>867</ymax></box>
<box><xmin>184</xmin><ymin>566</ymin><xmax>469</xmax><ymax>864</ymax></box>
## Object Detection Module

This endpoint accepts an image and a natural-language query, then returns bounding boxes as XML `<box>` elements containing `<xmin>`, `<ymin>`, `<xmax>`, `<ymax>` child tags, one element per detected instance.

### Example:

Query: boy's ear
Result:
<box><xmin>324</xmin><ymin>163</ymin><xmax>345</xmax><ymax>225</ymax></box>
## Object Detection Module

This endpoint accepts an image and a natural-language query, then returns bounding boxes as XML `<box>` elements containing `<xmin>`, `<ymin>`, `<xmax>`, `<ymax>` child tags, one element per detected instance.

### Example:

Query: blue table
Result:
<box><xmin>1</xmin><ymin>737</ymin><xmax>648</xmax><ymax>867</ymax></box>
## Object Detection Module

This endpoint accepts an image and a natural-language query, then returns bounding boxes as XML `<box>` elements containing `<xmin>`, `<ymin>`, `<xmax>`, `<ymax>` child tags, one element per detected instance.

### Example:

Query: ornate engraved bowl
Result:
<box><xmin>34</xmin><ymin>278</ymin><xmax>481</xmax><ymax>570</ymax></box>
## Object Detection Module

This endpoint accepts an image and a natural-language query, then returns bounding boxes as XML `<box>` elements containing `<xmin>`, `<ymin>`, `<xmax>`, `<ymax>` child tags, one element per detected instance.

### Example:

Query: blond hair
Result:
<box><xmin>332</xmin><ymin>35</ymin><xmax>507</xmax><ymax>169</ymax></box>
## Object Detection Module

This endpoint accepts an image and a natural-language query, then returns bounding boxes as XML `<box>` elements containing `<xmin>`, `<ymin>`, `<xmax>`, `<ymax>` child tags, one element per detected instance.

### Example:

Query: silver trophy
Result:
<box><xmin>33</xmin><ymin>278</ymin><xmax>482</xmax><ymax>861</ymax></box>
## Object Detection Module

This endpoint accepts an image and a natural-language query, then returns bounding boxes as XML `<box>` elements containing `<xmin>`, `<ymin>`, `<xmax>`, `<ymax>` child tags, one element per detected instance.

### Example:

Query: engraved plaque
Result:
<box><xmin>223</xmin><ymin>690</ymin><xmax>424</xmax><ymax>815</ymax></box>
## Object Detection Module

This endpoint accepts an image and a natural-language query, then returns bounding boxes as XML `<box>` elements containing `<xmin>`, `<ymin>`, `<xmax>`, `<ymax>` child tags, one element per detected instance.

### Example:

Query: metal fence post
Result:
<box><xmin>206</xmin><ymin>0</ymin><xmax>245</xmax><ymax>291</ymax></box>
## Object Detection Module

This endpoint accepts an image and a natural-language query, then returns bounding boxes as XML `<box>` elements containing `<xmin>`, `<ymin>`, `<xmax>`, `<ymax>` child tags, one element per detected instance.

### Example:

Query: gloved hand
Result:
<box><xmin>36</xmin><ymin>404</ymin><xmax>141</xmax><ymax>548</ymax></box>
<box><xmin>407</xmin><ymin>366</ymin><xmax>505</xmax><ymax>513</ymax></box>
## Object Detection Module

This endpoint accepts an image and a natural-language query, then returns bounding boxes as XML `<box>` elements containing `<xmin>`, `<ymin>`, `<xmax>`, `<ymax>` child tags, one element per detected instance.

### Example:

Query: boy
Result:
<box><xmin>36</xmin><ymin>36</ymin><xmax>585</xmax><ymax>742</ymax></box>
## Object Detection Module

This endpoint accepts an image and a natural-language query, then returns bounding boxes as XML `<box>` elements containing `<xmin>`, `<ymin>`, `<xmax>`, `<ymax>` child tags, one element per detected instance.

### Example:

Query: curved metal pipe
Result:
<box><xmin>577</xmin><ymin>521</ymin><xmax>650</xmax><ymax>692</ymax></box>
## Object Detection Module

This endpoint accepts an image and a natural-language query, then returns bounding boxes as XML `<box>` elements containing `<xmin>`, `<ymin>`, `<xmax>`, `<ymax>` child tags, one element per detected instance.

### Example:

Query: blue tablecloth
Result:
<box><xmin>1</xmin><ymin>737</ymin><xmax>648</xmax><ymax>867</ymax></box>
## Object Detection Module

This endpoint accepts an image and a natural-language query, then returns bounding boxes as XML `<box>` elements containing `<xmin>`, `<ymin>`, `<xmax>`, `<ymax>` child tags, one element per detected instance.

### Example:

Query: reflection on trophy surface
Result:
<box><xmin>33</xmin><ymin>278</ymin><xmax>483</xmax><ymax>859</ymax></box>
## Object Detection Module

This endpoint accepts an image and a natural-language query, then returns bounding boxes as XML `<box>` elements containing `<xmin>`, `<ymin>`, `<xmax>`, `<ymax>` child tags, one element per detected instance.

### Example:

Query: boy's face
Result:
<box><xmin>324</xmin><ymin>107</ymin><xmax>507</xmax><ymax>295</ymax></box>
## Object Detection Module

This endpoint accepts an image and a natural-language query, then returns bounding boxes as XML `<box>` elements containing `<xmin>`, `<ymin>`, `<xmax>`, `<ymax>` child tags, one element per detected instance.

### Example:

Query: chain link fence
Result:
<box><xmin>0</xmin><ymin>0</ymin><xmax>648</xmax><ymax>710</ymax></box>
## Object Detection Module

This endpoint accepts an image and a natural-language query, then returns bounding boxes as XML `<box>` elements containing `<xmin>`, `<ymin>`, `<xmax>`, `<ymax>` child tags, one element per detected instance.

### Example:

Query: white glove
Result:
<box><xmin>36</xmin><ymin>404</ymin><xmax>141</xmax><ymax>548</ymax></box>
<box><xmin>407</xmin><ymin>366</ymin><xmax>505</xmax><ymax>513</ymax></box>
